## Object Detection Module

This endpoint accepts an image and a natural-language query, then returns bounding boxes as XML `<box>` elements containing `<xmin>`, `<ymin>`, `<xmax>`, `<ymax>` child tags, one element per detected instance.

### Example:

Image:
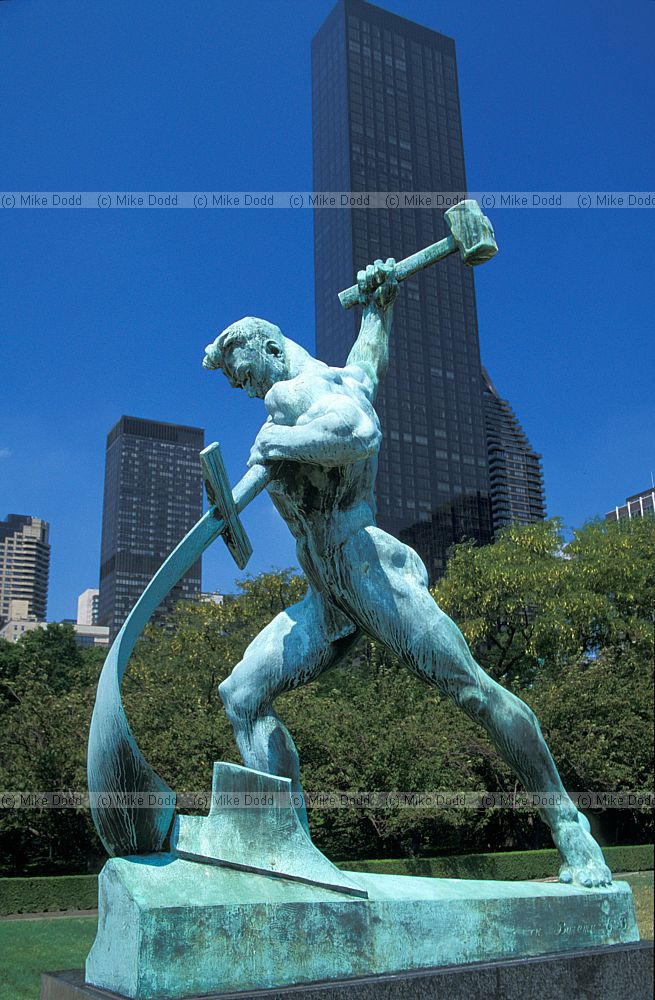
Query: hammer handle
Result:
<box><xmin>338</xmin><ymin>234</ymin><xmax>456</xmax><ymax>310</ymax></box>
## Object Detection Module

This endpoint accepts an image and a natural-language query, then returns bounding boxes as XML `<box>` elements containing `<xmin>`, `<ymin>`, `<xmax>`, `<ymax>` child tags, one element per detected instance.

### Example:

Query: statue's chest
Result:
<box><xmin>267</xmin><ymin>463</ymin><xmax>354</xmax><ymax>520</ymax></box>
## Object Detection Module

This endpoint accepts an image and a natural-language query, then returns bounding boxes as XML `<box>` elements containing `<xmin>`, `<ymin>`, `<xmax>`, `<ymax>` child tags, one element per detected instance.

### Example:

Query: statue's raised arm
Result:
<box><xmin>346</xmin><ymin>257</ymin><xmax>398</xmax><ymax>401</ymax></box>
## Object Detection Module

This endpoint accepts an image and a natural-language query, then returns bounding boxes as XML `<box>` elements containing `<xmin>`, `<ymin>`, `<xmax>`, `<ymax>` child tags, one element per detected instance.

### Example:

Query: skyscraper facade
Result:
<box><xmin>0</xmin><ymin>514</ymin><xmax>50</xmax><ymax>625</ymax></box>
<box><xmin>98</xmin><ymin>416</ymin><xmax>204</xmax><ymax>638</ymax></box>
<box><xmin>312</xmin><ymin>0</ymin><xmax>493</xmax><ymax>580</ymax></box>
<box><xmin>482</xmin><ymin>369</ymin><xmax>546</xmax><ymax>532</ymax></box>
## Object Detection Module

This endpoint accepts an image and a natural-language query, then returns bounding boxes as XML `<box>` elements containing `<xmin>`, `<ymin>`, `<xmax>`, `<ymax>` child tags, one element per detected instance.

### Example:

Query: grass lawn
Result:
<box><xmin>625</xmin><ymin>871</ymin><xmax>654</xmax><ymax>941</ymax></box>
<box><xmin>0</xmin><ymin>916</ymin><xmax>97</xmax><ymax>1000</ymax></box>
<box><xmin>0</xmin><ymin>873</ymin><xmax>652</xmax><ymax>999</ymax></box>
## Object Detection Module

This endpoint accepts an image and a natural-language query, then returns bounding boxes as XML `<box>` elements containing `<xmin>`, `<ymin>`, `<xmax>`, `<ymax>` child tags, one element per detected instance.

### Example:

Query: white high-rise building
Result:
<box><xmin>77</xmin><ymin>588</ymin><xmax>99</xmax><ymax>625</ymax></box>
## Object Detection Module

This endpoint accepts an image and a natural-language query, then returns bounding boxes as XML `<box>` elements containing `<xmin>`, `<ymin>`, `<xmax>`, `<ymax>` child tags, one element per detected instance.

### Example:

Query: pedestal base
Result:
<box><xmin>82</xmin><ymin>853</ymin><xmax>639</xmax><ymax>998</ymax></box>
<box><xmin>42</xmin><ymin>941</ymin><xmax>654</xmax><ymax>1000</ymax></box>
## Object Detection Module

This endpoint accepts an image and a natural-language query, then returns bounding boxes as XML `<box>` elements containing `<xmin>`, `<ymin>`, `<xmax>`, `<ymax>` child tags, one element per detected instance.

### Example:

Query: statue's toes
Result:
<box><xmin>597</xmin><ymin>865</ymin><xmax>612</xmax><ymax>886</ymax></box>
<box><xmin>560</xmin><ymin>862</ymin><xmax>612</xmax><ymax>888</ymax></box>
<box><xmin>580</xmin><ymin>865</ymin><xmax>613</xmax><ymax>888</ymax></box>
<box><xmin>559</xmin><ymin>865</ymin><xmax>573</xmax><ymax>884</ymax></box>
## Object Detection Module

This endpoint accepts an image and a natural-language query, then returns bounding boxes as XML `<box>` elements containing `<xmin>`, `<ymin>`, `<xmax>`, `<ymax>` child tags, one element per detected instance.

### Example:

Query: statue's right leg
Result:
<box><xmin>218</xmin><ymin>589</ymin><xmax>359</xmax><ymax>833</ymax></box>
<box><xmin>336</xmin><ymin>526</ymin><xmax>611</xmax><ymax>887</ymax></box>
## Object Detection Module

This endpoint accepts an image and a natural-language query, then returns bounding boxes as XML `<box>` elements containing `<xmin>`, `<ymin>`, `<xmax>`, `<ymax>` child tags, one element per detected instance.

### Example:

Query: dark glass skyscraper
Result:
<box><xmin>482</xmin><ymin>369</ymin><xmax>546</xmax><ymax>531</ymax></box>
<box><xmin>98</xmin><ymin>416</ymin><xmax>204</xmax><ymax>638</ymax></box>
<box><xmin>312</xmin><ymin>0</ymin><xmax>493</xmax><ymax>580</ymax></box>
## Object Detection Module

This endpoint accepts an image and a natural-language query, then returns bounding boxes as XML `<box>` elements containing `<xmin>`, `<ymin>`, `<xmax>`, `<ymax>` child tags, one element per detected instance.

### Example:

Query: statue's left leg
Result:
<box><xmin>219</xmin><ymin>588</ymin><xmax>359</xmax><ymax>833</ymax></box>
<box><xmin>337</xmin><ymin>527</ymin><xmax>611</xmax><ymax>887</ymax></box>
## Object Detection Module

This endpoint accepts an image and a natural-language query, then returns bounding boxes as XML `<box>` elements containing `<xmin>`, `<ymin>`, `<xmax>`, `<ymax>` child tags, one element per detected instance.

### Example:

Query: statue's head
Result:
<box><xmin>203</xmin><ymin>317</ymin><xmax>289</xmax><ymax>398</ymax></box>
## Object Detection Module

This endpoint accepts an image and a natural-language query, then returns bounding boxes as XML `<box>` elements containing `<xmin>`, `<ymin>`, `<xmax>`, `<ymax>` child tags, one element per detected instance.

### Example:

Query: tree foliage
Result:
<box><xmin>434</xmin><ymin>516</ymin><xmax>655</xmax><ymax>687</ymax></box>
<box><xmin>0</xmin><ymin>626</ymin><xmax>102</xmax><ymax>873</ymax></box>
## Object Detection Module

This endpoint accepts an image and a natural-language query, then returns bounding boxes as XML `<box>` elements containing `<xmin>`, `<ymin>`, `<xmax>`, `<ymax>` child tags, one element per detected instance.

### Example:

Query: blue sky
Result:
<box><xmin>0</xmin><ymin>0</ymin><xmax>653</xmax><ymax>622</ymax></box>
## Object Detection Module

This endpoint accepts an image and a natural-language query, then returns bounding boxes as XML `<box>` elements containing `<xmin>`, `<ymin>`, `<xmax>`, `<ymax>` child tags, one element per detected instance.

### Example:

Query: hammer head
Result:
<box><xmin>201</xmin><ymin>442</ymin><xmax>253</xmax><ymax>570</ymax></box>
<box><xmin>445</xmin><ymin>199</ymin><xmax>498</xmax><ymax>266</ymax></box>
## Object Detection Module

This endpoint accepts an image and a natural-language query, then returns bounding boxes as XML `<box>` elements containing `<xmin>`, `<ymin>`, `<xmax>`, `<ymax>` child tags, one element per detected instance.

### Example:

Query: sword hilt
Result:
<box><xmin>200</xmin><ymin>444</ymin><xmax>272</xmax><ymax>569</ymax></box>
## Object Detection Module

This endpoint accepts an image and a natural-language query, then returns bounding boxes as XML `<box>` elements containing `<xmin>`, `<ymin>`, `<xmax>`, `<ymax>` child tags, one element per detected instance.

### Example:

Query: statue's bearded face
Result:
<box><xmin>222</xmin><ymin>339</ymin><xmax>288</xmax><ymax>398</ymax></box>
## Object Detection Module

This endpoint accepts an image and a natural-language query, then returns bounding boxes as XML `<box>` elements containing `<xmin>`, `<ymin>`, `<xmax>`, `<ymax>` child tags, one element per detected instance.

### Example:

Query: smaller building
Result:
<box><xmin>0</xmin><ymin>599</ymin><xmax>44</xmax><ymax>643</ymax></box>
<box><xmin>77</xmin><ymin>588</ymin><xmax>99</xmax><ymax>625</ymax></box>
<box><xmin>72</xmin><ymin>623</ymin><xmax>110</xmax><ymax>648</ymax></box>
<box><xmin>605</xmin><ymin>488</ymin><xmax>655</xmax><ymax>523</ymax></box>
<box><xmin>98</xmin><ymin>416</ymin><xmax>204</xmax><ymax>640</ymax></box>
<box><xmin>0</xmin><ymin>603</ymin><xmax>109</xmax><ymax>646</ymax></box>
<box><xmin>200</xmin><ymin>592</ymin><xmax>224</xmax><ymax>606</ymax></box>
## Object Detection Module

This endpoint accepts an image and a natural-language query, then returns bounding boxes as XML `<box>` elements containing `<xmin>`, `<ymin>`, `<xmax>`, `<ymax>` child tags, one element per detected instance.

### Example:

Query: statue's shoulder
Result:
<box><xmin>267</xmin><ymin>365</ymin><xmax>369</xmax><ymax>417</ymax></box>
<box><xmin>339</xmin><ymin>363</ymin><xmax>375</xmax><ymax>400</ymax></box>
<box><xmin>316</xmin><ymin>364</ymin><xmax>374</xmax><ymax>402</ymax></box>
<box><xmin>286</xmin><ymin>364</ymin><xmax>350</xmax><ymax>396</ymax></box>
<box><xmin>281</xmin><ymin>365</ymin><xmax>335</xmax><ymax>396</ymax></box>
<box><xmin>266</xmin><ymin>365</ymin><xmax>336</xmax><ymax>421</ymax></box>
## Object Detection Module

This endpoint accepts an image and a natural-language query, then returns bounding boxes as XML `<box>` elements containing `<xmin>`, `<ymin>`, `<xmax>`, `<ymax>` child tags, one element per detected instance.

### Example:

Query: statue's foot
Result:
<box><xmin>553</xmin><ymin>811</ymin><xmax>612</xmax><ymax>887</ymax></box>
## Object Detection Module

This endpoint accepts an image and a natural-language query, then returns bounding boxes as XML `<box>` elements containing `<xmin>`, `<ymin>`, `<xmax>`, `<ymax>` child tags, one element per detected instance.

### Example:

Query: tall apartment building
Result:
<box><xmin>605</xmin><ymin>488</ymin><xmax>655</xmax><ymax>523</ymax></box>
<box><xmin>312</xmin><ymin>0</ymin><xmax>493</xmax><ymax>580</ymax></box>
<box><xmin>482</xmin><ymin>369</ymin><xmax>546</xmax><ymax>531</ymax></box>
<box><xmin>98</xmin><ymin>416</ymin><xmax>204</xmax><ymax>638</ymax></box>
<box><xmin>0</xmin><ymin>514</ymin><xmax>50</xmax><ymax>625</ymax></box>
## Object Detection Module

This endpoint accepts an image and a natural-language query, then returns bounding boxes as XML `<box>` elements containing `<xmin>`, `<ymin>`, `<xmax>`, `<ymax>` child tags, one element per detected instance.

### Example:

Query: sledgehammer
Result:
<box><xmin>338</xmin><ymin>199</ymin><xmax>498</xmax><ymax>310</ymax></box>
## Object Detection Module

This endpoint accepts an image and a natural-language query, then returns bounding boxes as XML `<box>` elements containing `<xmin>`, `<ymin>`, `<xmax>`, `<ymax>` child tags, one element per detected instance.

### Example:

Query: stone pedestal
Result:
<box><xmin>42</xmin><ymin>942</ymin><xmax>654</xmax><ymax>1000</ymax></box>
<box><xmin>79</xmin><ymin>852</ymin><xmax>640</xmax><ymax>999</ymax></box>
<box><xmin>59</xmin><ymin>764</ymin><xmax>643</xmax><ymax>999</ymax></box>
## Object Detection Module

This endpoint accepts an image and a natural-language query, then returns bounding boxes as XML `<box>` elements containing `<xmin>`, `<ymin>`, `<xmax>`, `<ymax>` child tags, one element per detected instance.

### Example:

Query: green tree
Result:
<box><xmin>433</xmin><ymin>516</ymin><xmax>654</xmax><ymax>846</ymax></box>
<box><xmin>563</xmin><ymin>517</ymin><xmax>655</xmax><ymax>665</ymax></box>
<box><xmin>284</xmin><ymin>645</ymin><xmax>522</xmax><ymax>858</ymax></box>
<box><xmin>529</xmin><ymin>644</ymin><xmax>653</xmax><ymax>844</ymax></box>
<box><xmin>434</xmin><ymin>516</ymin><xmax>655</xmax><ymax>687</ymax></box>
<box><xmin>433</xmin><ymin>519</ymin><xmax>567</xmax><ymax>687</ymax></box>
<box><xmin>0</xmin><ymin>627</ymin><xmax>102</xmax><ymax>874</ymax></box>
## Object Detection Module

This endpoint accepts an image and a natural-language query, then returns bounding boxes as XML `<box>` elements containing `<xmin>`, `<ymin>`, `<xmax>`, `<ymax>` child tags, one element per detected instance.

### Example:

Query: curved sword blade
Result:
<box><xmin>88</xmin><ymin>508</ymin><xmax>224</xmax><ymax>856</ymax></box>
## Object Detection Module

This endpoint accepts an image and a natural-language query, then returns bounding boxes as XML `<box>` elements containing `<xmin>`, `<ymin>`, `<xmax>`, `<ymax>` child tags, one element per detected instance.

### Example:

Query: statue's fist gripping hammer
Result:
<box><xmin>356</xmin><ymin>258</ymin><xmax>399</xmax><ymax>311</ymax></box>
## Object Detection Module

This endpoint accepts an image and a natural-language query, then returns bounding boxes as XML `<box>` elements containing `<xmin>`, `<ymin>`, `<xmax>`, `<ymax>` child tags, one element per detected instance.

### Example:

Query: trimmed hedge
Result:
<box><xmin>0</xmin><ymin>874</ymin><xmax>97</xmax><ymax>916</ymax></box>
<box><xmin>338</xmin><ymin>844</ymin><xmax>654</xmax><ymax>881</ymax></box>
<box><xmin>0</xmin><ymin>844</ymin><xmax>652</xmax><ymax>915</ymax></box>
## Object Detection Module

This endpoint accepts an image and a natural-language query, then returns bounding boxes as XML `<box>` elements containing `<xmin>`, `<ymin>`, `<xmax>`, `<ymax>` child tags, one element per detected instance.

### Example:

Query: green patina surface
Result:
<box><xmin>2</xmin><ymin>846</ymin><xmax>652</xmax><ymax>916</ymax></box>
<box><xmin>82</xmin><ymin>203</ymin><xmax>626</xmax><ymax>997</ymax></box>
<box><xmin>4</xmin><ymin>875</ymin><xmax>651</xmax><ymax>1000</ymax></box>
<box><xmin>171</xmin><ymin>762</ymin><xmax>368</xmax><ymax>897</ymax></box>
<box><xmin>85</xmin><ymin>853</ymin><xmax>639</xmax><ymax>999</ymax></box>
<box><xmin>88</xmin><ymin>204</ymin><xmax>612</xmax><ymax>892</ymax></box>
